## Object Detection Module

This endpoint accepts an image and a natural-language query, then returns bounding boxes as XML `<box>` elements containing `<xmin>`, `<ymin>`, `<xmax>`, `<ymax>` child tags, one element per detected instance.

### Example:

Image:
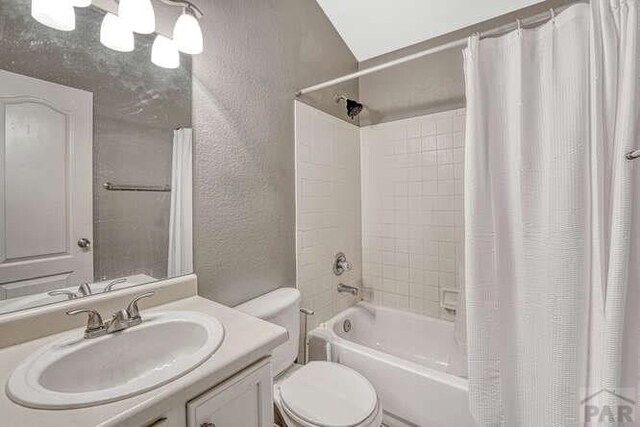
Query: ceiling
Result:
<box><xmin>315</xmin><ymin>0</ymin><xmax>546</xmax><ymax>61</ymax></box>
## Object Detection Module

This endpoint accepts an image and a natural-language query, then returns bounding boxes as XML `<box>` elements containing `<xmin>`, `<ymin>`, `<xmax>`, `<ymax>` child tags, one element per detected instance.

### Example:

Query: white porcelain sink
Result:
<box><xmin>7</xmin><ymin>311</ymin><xmax>224</xmax><ymax>409</ymax></box>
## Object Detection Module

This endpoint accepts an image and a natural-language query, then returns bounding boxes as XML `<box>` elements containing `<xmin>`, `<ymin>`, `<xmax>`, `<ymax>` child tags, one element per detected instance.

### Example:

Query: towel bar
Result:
<box><xmin>103</xmin><ymin>182</ymin><xmax>171</xmax><ymax>192</ymax></box>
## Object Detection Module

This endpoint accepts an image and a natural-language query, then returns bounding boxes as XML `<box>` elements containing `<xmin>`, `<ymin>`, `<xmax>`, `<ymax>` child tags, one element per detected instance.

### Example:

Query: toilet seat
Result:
<box><xmin>275</xmin><ymin>362</ymin><xmax>380</xmax><ymax>427</ymax></box>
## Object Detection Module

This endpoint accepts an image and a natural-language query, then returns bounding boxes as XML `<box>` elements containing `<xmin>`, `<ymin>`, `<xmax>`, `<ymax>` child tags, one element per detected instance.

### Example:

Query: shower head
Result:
<box><xmin>335</xmin><ymin>94</ymin><xmax>364</xmax><ymax>120</ymax></box>
<box><xmin>346</xmin><ymin>99</ymin><xmax>363</xmax><ymax>119</ymax></box>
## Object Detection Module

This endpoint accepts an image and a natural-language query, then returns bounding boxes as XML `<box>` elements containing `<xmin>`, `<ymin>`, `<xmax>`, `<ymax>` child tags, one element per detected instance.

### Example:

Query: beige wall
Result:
<box><xmin>357</xmin><ymin>0</ymin><xmax>572</xmax><ymax>125</ymax></box>
<box><xmin>191</xmin><ymin>0</ymin><xmax>359</xmax><ymax>307</ymax></box>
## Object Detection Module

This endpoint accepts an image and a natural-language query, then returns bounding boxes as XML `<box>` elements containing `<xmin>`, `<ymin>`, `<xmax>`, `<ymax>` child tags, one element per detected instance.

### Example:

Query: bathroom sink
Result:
<box><xmin>7</xmin><ymin>311</ymin><xmax>224</xmax><ymax>409</ymax></box>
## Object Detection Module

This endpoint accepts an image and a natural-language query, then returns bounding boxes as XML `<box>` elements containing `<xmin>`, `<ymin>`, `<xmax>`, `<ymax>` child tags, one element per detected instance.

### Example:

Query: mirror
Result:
<box><xmin>0</xmin><ymin>0</ymin><xmax>193</xmax><ymax>315</ymax></box>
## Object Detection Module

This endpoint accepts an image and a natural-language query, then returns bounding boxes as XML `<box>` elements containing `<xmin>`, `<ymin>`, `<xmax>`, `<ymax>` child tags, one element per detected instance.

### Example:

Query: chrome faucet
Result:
<box><xmin>48</xmin><ymin>282</ymin><xmax>93</xmax><ymax>300</ymax></box>
<box><xmin>337</xmin><ymin>283</ymin><xmax>359</xmax><ymax>296</ymax></box>
<box><xmin>66</xmin><ymin>291</ymin><xmax>155</xmax><ymax>339</ymax></box>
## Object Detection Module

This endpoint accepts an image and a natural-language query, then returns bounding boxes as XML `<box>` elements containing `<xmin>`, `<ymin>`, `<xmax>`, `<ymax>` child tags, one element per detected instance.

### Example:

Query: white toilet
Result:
<box><xmin>235</xmin><ymin>288</ymin><xmax>383</xmax><ymax>427</ymax></box>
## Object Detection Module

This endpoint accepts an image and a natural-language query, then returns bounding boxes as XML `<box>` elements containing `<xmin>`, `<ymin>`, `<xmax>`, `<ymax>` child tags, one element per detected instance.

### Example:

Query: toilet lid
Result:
<box><xmin>279</xmin><ymin>362</ymin><xmax>378</xmax><ymax>427</ymax></box>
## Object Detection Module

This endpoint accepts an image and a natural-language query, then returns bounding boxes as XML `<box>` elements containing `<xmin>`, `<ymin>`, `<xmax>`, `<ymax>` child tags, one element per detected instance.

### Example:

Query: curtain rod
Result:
<box><xmin>295</xmin><ymin>2</ymin><xmax>580</xmax><ymax>97</ymax></box>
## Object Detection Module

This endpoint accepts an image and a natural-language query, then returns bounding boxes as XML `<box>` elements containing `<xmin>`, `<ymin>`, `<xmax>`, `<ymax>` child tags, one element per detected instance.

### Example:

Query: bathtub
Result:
<box><xmin>307</xmin><ymin>302</ymin><xmax>475</xmax><ymax>427</ymax></box>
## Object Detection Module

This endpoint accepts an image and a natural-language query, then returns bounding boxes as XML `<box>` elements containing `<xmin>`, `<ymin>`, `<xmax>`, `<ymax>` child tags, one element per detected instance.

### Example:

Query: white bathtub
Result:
<box><xmin>308</xmin><ymin>303</ymin><xmax>475</xmax><ymax>427</ymax></box>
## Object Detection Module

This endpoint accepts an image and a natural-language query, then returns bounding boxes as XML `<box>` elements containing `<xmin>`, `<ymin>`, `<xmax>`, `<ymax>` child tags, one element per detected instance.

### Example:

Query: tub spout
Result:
<box><xmin>337</xmin><ymin>283</ymin><xmax>359</xmax><ymax>296</ymax></box>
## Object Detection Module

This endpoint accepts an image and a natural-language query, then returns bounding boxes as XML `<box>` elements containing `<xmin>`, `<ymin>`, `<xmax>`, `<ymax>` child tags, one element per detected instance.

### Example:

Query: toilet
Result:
<box><xmin>235</xmin><ymin>288</ymin><xmax>383</xmax><ymax>427</ymax></box>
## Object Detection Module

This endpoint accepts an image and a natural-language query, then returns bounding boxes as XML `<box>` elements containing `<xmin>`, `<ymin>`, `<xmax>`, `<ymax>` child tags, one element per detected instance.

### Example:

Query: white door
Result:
<box><xmin>0</xmin><ymin>69</ymin><xmax>93</xmax><ymax>298</ymax></box>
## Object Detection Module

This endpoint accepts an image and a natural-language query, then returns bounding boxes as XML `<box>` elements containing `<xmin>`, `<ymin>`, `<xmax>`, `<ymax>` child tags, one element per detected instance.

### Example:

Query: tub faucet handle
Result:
<box><xmin>333</xmin><ymin>252</ymin><xmax>352</xmax><ymax>276</ymax></box>
<box><xmin>340</xmin><ymin>260</ymin><xmax>353</xmax><ymax>271</ymax></box>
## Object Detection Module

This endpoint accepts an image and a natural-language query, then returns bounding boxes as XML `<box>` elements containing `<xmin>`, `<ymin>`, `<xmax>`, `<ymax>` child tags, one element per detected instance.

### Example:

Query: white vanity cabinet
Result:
<box><xmin>187</xmin><ymin>358</ymin><xmax>273</xmax><ymax>427</ymax></box>
<box><xmin>0</xmin><ymin>288</ymin><xmax>287</xmax><ymax>427</ymax></box>
<box><xmin>142</xmin><ymin>359</ymin><xmax>273</xmax><ymax>427</ymax></box>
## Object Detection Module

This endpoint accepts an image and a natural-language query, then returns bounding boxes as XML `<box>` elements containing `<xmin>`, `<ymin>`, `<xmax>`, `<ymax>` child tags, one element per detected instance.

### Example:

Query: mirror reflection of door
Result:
<box><xmin>0</xmin><ymin>69</ymin><xmax>93</xmax><ymax>299</ymax></box>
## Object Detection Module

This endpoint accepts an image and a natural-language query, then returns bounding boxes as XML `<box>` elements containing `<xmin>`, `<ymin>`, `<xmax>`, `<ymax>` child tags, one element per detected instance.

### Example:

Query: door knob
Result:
<box><xmin>77</xmin><ymin>238</ymin><xmax>91</xmax><ymax>249</ymax></box>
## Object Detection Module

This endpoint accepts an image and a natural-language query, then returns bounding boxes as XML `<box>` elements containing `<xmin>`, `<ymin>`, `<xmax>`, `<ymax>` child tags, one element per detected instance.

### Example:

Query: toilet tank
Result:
<box><xmin>235</xmin><ymin>288</ymin><xmax>301</xmax><ymax>377</ymax></box>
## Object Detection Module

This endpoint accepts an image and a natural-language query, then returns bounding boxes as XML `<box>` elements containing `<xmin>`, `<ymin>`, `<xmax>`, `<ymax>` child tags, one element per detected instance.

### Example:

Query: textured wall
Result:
<box><xmin>192</xmin><ymin>0</ymin><xmax>359</xmax><ymax>306</ymax></box>
<box><xmin>361</xmin><ymin>110</ymin><xmax>465</xmax><ymax>320</ymax></box>
<box><xmin>0</xmin><ymin>1</ymin><xmax>191</xmax><ymax>283</ymax></box>
<box><xmin>295</xmin><ymin>101</ymin><xmax>361</xmax><ymax>331</ymax></box>
<box><xmin>358</xmin><ymin>0</ymin><xmax>571</xmax><ymax>125</ymax></box>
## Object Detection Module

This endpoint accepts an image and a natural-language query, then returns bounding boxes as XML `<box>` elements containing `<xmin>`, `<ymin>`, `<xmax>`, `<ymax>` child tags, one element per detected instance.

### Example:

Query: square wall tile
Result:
<box><xmin>295</xmin><ymin>101</ymin><xmax>362</xmax><ymax>329</ymax></box>
<box><xmin>361</xmin><ymin>108</ymin><xmax>465</xmax><ymax>321</ymax></box>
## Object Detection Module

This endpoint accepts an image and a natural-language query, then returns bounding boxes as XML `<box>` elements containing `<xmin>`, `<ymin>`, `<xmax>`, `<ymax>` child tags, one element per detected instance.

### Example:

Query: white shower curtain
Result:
<box><xmin>463</xmin><ymin>0</ymin><xmax>637</xmax><ymax>425</ymax></box>
<box><xmin>168</xmin><ymin>128</ymin><xmax>193</xmax><ymax>277</ymax></box>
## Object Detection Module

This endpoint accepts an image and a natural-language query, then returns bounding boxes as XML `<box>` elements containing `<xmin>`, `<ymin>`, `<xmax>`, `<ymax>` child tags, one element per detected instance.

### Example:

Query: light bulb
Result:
<box><xmin>69</xmin><ymin>0</ymin><xmax>92</xmax><ymax>6</ymax></box>
<box><xmin>31</xmin><ymin>0</ymin><xmax>76</xmax><ymax>31</ymax></box>
<box><xmin>151</xmin><ymin>35</ymin><xmax>180</xmax><ymax>69</ymax></box>
<box><xmin>118</xmin><ymin>0</ymin><xmax>155</xmax><ymax>34</ymax></box>
<box><xmin>100</xmin><ymin>13</ymin><xmax>134</xmax><ymax>52</ymax></box>
<box><xmin>173</xmin><ymin>12</ymin><xmax>203</xmax><ymax>55</ymax></box>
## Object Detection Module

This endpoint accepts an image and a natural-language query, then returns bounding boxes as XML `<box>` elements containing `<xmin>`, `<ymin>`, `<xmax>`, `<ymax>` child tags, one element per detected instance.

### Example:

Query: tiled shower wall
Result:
<box><xmin>361</xmin><ymin>109</ymin><xmax>465</xmax><ymax>319</ymax></box>
<box><xmin>295</xmin><ymin>104</ymin><xmax>465</xmax><ymax>324</ymax></box>
<box><xmin>295</xmin><ymin>101</ymin><xmax>362</xmax><ymax>330</ymax></box>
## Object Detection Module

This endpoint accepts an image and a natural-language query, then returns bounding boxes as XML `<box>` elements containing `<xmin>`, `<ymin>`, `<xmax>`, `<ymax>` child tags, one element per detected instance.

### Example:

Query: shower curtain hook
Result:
<box><xmin>550</xmin><ymin>8</ymin><xmax>556</xmax><ymax>23</ymax></box>
<box><xmin>516</xmin><ymin>19</ymin><xmax>522</xmax><ymax>36</ymax></box>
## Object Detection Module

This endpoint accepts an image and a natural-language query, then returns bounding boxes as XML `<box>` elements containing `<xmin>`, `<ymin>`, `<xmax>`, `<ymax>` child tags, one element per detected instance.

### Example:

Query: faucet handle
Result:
<box><xmin>126</xmin><ymin>291</ymin><xmax>156</xmax><ymax>319</ymax></box>
<box><xmin>339</xmin><ymin>260</ymin><xmax>353</xmax><ymax>271</ymax></box>
<box><xmin>333</xmin><ymin>252</ymin><xmax>353</xmax><ymax>276</ymax></box>
<box><xmin>76</xmin><ymin>282</ymin><xmax>93</xmax><ymax>297</ymax></box>
<box><xmin>48</xmin><ymin>289</ymin><xmax>77</xmax><ymax>300</ymax></box>
<box><xmin>104</xmin><ymin>278</ymin><xmax>127</xmax><ymax>293</ymax></box>
<box><xmin>66</xmin><ymin>308</ymin><xmax>105</xmax><ymax>335</ymax></box>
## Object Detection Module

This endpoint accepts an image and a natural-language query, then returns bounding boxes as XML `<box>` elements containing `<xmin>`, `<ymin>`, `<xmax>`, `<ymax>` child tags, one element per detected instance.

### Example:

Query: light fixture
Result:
<box><xmin>173</xmin><ymin>10</ymin><xmax>203</xmax><ymax>55</ymax></box>
<box><xmin>100</xmin><ymin>13</ymin><xmax>135</xmax><ymax>52</ymax></box>
<box><xmin>69</xmin><ymin>0</ymin><xmax>92</xmax><ymax>7</ymax></box>
<box><xmin>30</xmin><ymin>0</ymin><xmax>205</xmax><ymax>68</ymax></box>
<box><xmin>31</xmin><ymin>0</ymin><xmax>76</xmax><ymax>31</ymax></box>
<box><xmin>151</xmin><ymin>35</ymin><xmax>180</xmax><ymax>69</ymax></box>
<box><xmin>118</xmin><ymin>0</ymin><xmax>156</xmax><ymax>34</ymax></box>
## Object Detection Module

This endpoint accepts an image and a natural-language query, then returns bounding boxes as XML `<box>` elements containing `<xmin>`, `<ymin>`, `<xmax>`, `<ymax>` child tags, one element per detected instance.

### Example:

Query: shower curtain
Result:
<box><xmin>168</xmin><ymin>128</ymin><xmax>193</xmax><ymax>277</ymax></box>
<box><xmin>463</xmin><ymin>0</ymin><xmax>638</xmax><ymax>425</ymax></box>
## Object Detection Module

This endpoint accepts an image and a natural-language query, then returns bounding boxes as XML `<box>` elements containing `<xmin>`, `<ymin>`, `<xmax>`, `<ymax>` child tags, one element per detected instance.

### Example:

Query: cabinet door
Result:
<box><xmin>187</xmin><ymin>359</ymin><xmax>273</xmax><ymax>427</ymax></box>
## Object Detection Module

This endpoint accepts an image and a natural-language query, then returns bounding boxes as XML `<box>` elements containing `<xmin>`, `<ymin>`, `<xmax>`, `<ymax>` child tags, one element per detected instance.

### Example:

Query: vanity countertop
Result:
<box><xmin>0</xmin><ymin>295</ymin><xmax>288</xmax><ymax>427</ymax></box>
